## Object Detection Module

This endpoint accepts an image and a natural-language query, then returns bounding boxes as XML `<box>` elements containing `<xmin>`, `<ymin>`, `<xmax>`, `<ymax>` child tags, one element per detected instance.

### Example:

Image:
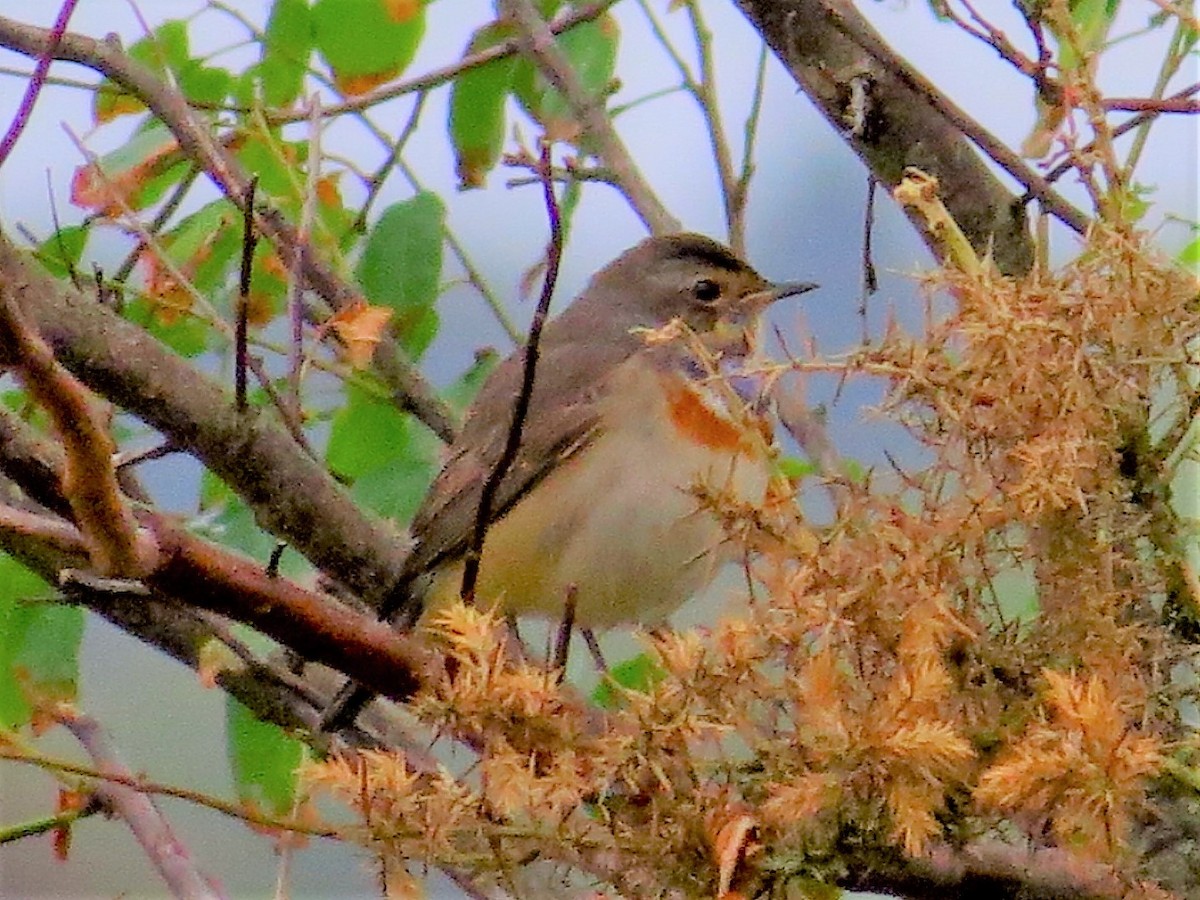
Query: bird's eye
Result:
<box><xmin>692</xmin><ymin>278</ymin><xmax>721</xmax><ymax>303</ymax></box>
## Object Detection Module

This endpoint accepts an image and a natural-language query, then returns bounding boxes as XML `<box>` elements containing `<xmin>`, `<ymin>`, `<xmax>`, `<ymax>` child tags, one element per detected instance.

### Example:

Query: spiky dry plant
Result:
<box><xmin>304</xmin><ymin>226</ymin><xmax>1199</xmax><ymax>898</ymax></box>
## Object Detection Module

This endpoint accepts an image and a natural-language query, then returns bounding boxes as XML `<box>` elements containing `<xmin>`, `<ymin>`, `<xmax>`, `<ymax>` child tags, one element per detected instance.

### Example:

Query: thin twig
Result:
<box><xmin>859</xmin><ymin>175</ymin><xmax>877</xmax><ymax>345</ymax></box>
<box><xmin>204</xmin><ymin>0</ymin><xmax>621</xmax><ymax>125</ymax></box>
<box><xmin>685</xmin><ymin>2</ymin><xmax>743</xmax><ymax>251</ymax></box>
<box><xmin>0</xmin><ymin>743</ymin><xmax>340</xmax><ymax>839</ymax></box>
<box><xmin>1121</xmin><ymin>23</ymin><xmax>1197</xmax><ymax>179</ymax></box>
<box><xmin>112</xmin><ymin>163</ymin><xmax>201</xmax><ymax>287</ymax></box>
<box><xmin>288</xmin><ymin>97</ymin><xmax>322</xmax><ymax>420</ymax></box>
<box><xmin>551</xmin><ymin>585</ymin><xmax>578</xmax><ymax>678</ymax></box>
<box><xmin>0</xmin><ymin>14</ymin><xmax>461</xmax><ymax>443</ymax></box>
<box><xmin>353</xmin><ymin>92</ymin><xmax>427</xmax><ymax>233</ymax></box>
<box><xmin>1038</xmin><ymin>82</ymin><xmax>1200</xmax><ymax>191</ymax></box>
<box><xmin>460</xmin><ymin>142</ymin><xmax>564</xmax><ymax>602</ymax></box>
<box><xmin>736</xmin><ymin>43</ymin><xmax>770</xmax><ymax>232</ymax></box>
<box><xmin>56</xmin><ymin>708</ymin><xmax>226</xmax><ymax>900</ymax></box>
<box><xmin>503</xmin><ymin>0</ymin><xmax>679</xmax><ymax>235</ymax></box>
<box><xmin>0</xmin><ymin>0</ymin><xmax>78</xmax><ymax>167</ymax></box>
<box><xmin>235</xmin><ymin>177</ymin><xmax>257</xmax><ymax>412</ymax></box>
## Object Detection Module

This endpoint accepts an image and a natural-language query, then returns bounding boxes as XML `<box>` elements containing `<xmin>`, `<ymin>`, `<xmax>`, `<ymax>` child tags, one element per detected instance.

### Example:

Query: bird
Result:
<box><xmin>320</xmin><ymin>232</ymin><xmax>816</xmax><ymax>730</ymax></box>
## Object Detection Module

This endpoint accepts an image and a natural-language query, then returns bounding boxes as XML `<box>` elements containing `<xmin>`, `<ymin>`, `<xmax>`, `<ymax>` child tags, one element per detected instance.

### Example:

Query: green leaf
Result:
<box><xmin>0</xmin><ymin>556</ymin><xmax>81</xmax><ymax>729</ymax></box>
<box><xmin>444</xmin><ymin>348</ymin><xmax>500</xmax><ymax>414</ymax></box>
<box><xmin>1177</xmin><ymin>234</ymin><xmax>1200</xmax><ymax>273</ymax></box>
<box><xmin>449</xmin><ymin>24</ymin><xmax>518</xmax><ymax>189</ymax></box>
<box><xmin>226</xmin><ymin>697</ymin><xmax>305</xmax><ymax>816</ymax></box>
<box><xmin>34</xmin><ymin>225</ymin><xmax>88</xmax><ymax>279</ymax></box>
<box><xmin>260</xmin><ymin>0</ymin><xmax>313</xmax><ymax>106</ymax></box>
<box><xmin>94</xmin><ymin>21</ymin><xmax>227</xmax><ymax>121</ymax></box>
<box><xmin>122</xmin><ymin>296</ymin><xmax>210</xmax><ymax>357</ymax></box>
<box><xmin>357</xmin><ymin>192</ymin><xmax>445</xmax><ymax>357</ymax></box>
<box><xmin>177</xmin><ymin>62</ymin><xmax>233</xmax><ymax>108</ymax></box>
<box><xmin>235</xmin><ymin>129</ymin><xmax>308</xmax><ymax>200</ymax></box>
<box><xmin>327</xmin><ymin>382</ymin><xmax>413</xmax><ymax>480</ymax></box>
<box><xmin>1069</xmin><ymin>0</ymin><xmax>1119</xmax><ymax>48</ymax></box>
<box><xmin>129</xmin><ymin>19</ymin><xmax>191</xmax><ymax>72</ymax></box>
<box><xmin>775</xmin><ymin>455</ymin><xmax>818</xmax><ymax>481</ymax></box>
<box><xmin>196</xmin><ymin>472</ymin><xmax>305</xmax><ymax>571</ymax></box>
<box><xmin>522</xmin><ymin>16</ymin><xmax>619</xmax><ymax>142</ymax></box>
<box><xmin>349</xmin><ymin>454</ymin><xmax>435</xmax><ymax>522</ymax></box>
<box><xmin>159</xmin><ymin>199</ymin><xmax>242</xmax><ymax>298</ymax></box>
<box><xmin>591</xmin><ymin>653</ymin><xmax>666</xmax><ymax>710</ymax></box>
<box><xmin>328</xmin><ymin>382</ymin><xmax>437</xmax><ymax>521</ymax></box>
<box><xmin>312</xmin><ymin>0</ymin><xmax>426</xmax><ymax>87</ymax></box>
<box><xmin>841</xmin><ymin>458</ymin><xmax>867</xmax><ymax>484</ymax></box>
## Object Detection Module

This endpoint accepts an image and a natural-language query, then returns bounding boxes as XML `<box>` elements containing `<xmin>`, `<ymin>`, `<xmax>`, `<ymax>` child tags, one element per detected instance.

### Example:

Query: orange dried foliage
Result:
<box><xmin>139</xmin><ymin>247</ymin><xmax>197</xmax><ymax>322</ymax></box>
<box><xmin>975</xmin><ymin>669</ymin><xmax>1164</xmax><ymax>861</ymax></box>
<box><xmin>304</xmin><ymin>231</ymin><xmax>1198</xmax><ymax>895</ymax></box>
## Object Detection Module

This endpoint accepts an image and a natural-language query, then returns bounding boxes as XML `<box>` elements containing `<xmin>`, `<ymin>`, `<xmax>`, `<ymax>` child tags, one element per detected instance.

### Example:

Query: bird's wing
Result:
<box><xmin>401</xmin><ymin>330</ymin><xmax>639</xmax><ymax>579</ymax></box>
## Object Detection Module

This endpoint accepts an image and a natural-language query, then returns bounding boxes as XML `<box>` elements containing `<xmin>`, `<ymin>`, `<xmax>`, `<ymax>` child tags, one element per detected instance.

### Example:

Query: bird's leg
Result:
<box><xmin>581</xmin><ymin>627</ymin><xmax>608</xmax><ymax>674</ymax></box>
<box><xmin>502</xmin><ymin>613</ymin><xmax>532</xmax><ymax>665</ymax></box>
<box><xmin>550</xmin><ymin>584</ymin><xmax>578</xmax><ymax>683</ymax></box>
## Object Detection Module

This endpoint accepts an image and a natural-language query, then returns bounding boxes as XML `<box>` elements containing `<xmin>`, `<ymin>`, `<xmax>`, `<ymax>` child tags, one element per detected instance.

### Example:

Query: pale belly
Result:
<box><xmin>424</xmin><ymin>370</ymin><xmax>773</xmax><ymax>627</ymax></box>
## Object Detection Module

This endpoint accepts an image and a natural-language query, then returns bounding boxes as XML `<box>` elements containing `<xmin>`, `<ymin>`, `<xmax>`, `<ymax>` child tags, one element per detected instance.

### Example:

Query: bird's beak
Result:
<box><xmin>769</xmin><ymin>280</ymin><xmax>819</xmax><ymax>302</ymax></box>
<box><xmin>740</xmin><ymin>280</ymin><xmax>819</xmax><ymax>313</ymax></box>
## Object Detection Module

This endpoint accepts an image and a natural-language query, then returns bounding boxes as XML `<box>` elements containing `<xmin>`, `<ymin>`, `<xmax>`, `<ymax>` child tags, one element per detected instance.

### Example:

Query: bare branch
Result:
<box><xmin>502</xmin><ymin>0</ymin><xmax>680</xmax><ymax>234</ymax></box>
<box><xmin>0</xmin><ymin>229</ymin><xmax>411</xmax><ymax>606</ymax></box>
<box><xmin>56</xmin><ymin>708</ymin><xmax>226</xmax><ymax>900</ymax></box>
<box><xmin>0</xmin><ymin>13</ymin><xmax>459</xmax><ymax>443</ymax></box>
<box><xmin>734</xmin><ymin>0</ymin><xmax>1065</xmax><ymax>275</ymax></box>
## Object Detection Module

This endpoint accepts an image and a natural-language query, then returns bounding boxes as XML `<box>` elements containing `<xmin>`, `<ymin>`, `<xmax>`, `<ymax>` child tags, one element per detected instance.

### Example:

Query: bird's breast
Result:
<box><xmin>425</xmin><ymin>354</ymin><xmax>776</xmax><ymax>628</ymax></box>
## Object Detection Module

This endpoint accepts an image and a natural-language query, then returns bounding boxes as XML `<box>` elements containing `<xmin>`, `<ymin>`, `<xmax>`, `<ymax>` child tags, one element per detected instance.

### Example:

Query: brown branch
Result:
<box><xmin>0</xmin><ymin>496</ymin><xmax>426</xmax><ymax>718</ymax></box>
<box><xmin>0</xmin><ymin>0</ymin><xmax>78</xmax><ymax>166</ymax></box>
<box><xmin>0</xmin><ymin>405</ymin><xmax>73</xmax><ymax>519</ymax></box>
<box><xmin>819</xmin><ymin>0</ymin><xmax>1089</xmax><ymax>237</ymax></box>
<box><xmin>55</xmin><ymin>707</ymin><xmax>226</xmax><ymax>900</ymax></box>
<box><xmin>0</xmin><ymin>260</ymin><xmax>152</xmax><ymax>576</ymax></box>
<box><xmin>1102</xmin><ymin>95</ymin><xmax>1199</xmax><ymax>113</ymax></box>
<box><xmin>734</xmin><ymin>0</ymin><xmax>1053</xmax><ymax>275</ymax></box>
<box><xmin>144</xmin><ymin>515</ymin><xmax>429</xmax><ymax>708</ymax></box>
<box><xmin>0</xmin><ymin>13</ymin><xmax>459</xmax><ymax>444</ymax></box>
<box><xmin>234</xmin><ymin>177</ymin><xmax>256</xmax><ymax>412</ymax></box>
<box><xmin>0</xmin><ymin>390</ymin><xmax>429</xmax><ymax>748</ymax></box>
<box><xmin>0</xmin><ymin>228</ymin><xmax>410</xmax><ymax>608</ymax></box>
<box><xmin>1040</xmin><ymin>82</ymin><xmax>1200</xmax><ymax>190</ymax></box>
<box><xmin>841</xmin><ymin>840</ymin><xmax>1136</xmax><ymax>900</ymax></box>
<box><xmin>501</xmin><ymin>0</ymin><xmax>679</xmax><ymax>234</ymax></box>
<box><xmin>0</xmin><ymin>745</ymin><xmax>340</xmax><ymax>838</ymax></box>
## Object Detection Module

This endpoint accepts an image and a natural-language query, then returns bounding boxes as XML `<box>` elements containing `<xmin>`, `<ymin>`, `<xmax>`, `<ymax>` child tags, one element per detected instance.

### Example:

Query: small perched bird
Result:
<box><xmin>321</xmin><ymin>233</ymin><xmax>816</xmax><ymax>729</ymax></box>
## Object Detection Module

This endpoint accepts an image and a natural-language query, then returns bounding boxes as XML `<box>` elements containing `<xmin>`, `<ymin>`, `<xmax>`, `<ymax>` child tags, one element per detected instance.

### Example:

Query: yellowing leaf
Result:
<box><xmin>333</xmin><ymin>65</ymin><xmax>400</xmax><ymax>96</ymax></box>
<box><xmin>383</xmin><ymin>0</ymin><xmax>420</xmax><ymax>22</ymax></box>
<box><xmin>94</xmin><ymin>90</ymin><xmax>145</xmax><ymax>124</ymax></box>
<box><xmin>328</xmin><ymin>301</ymin><xmax>394</xmax><ymax>368</ymax></box>
<box><xmin>315</xmin><ymin>172</ymin><xmax>343</xmax><ymax>208</ymax></box>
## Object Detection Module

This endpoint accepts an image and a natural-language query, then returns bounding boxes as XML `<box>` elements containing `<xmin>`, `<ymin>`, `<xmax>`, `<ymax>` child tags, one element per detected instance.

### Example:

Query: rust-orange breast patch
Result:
<box><xmin>663</xmin><ymin>377</ymin><xmax>748</xmax><ymax>453</ymax></box>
